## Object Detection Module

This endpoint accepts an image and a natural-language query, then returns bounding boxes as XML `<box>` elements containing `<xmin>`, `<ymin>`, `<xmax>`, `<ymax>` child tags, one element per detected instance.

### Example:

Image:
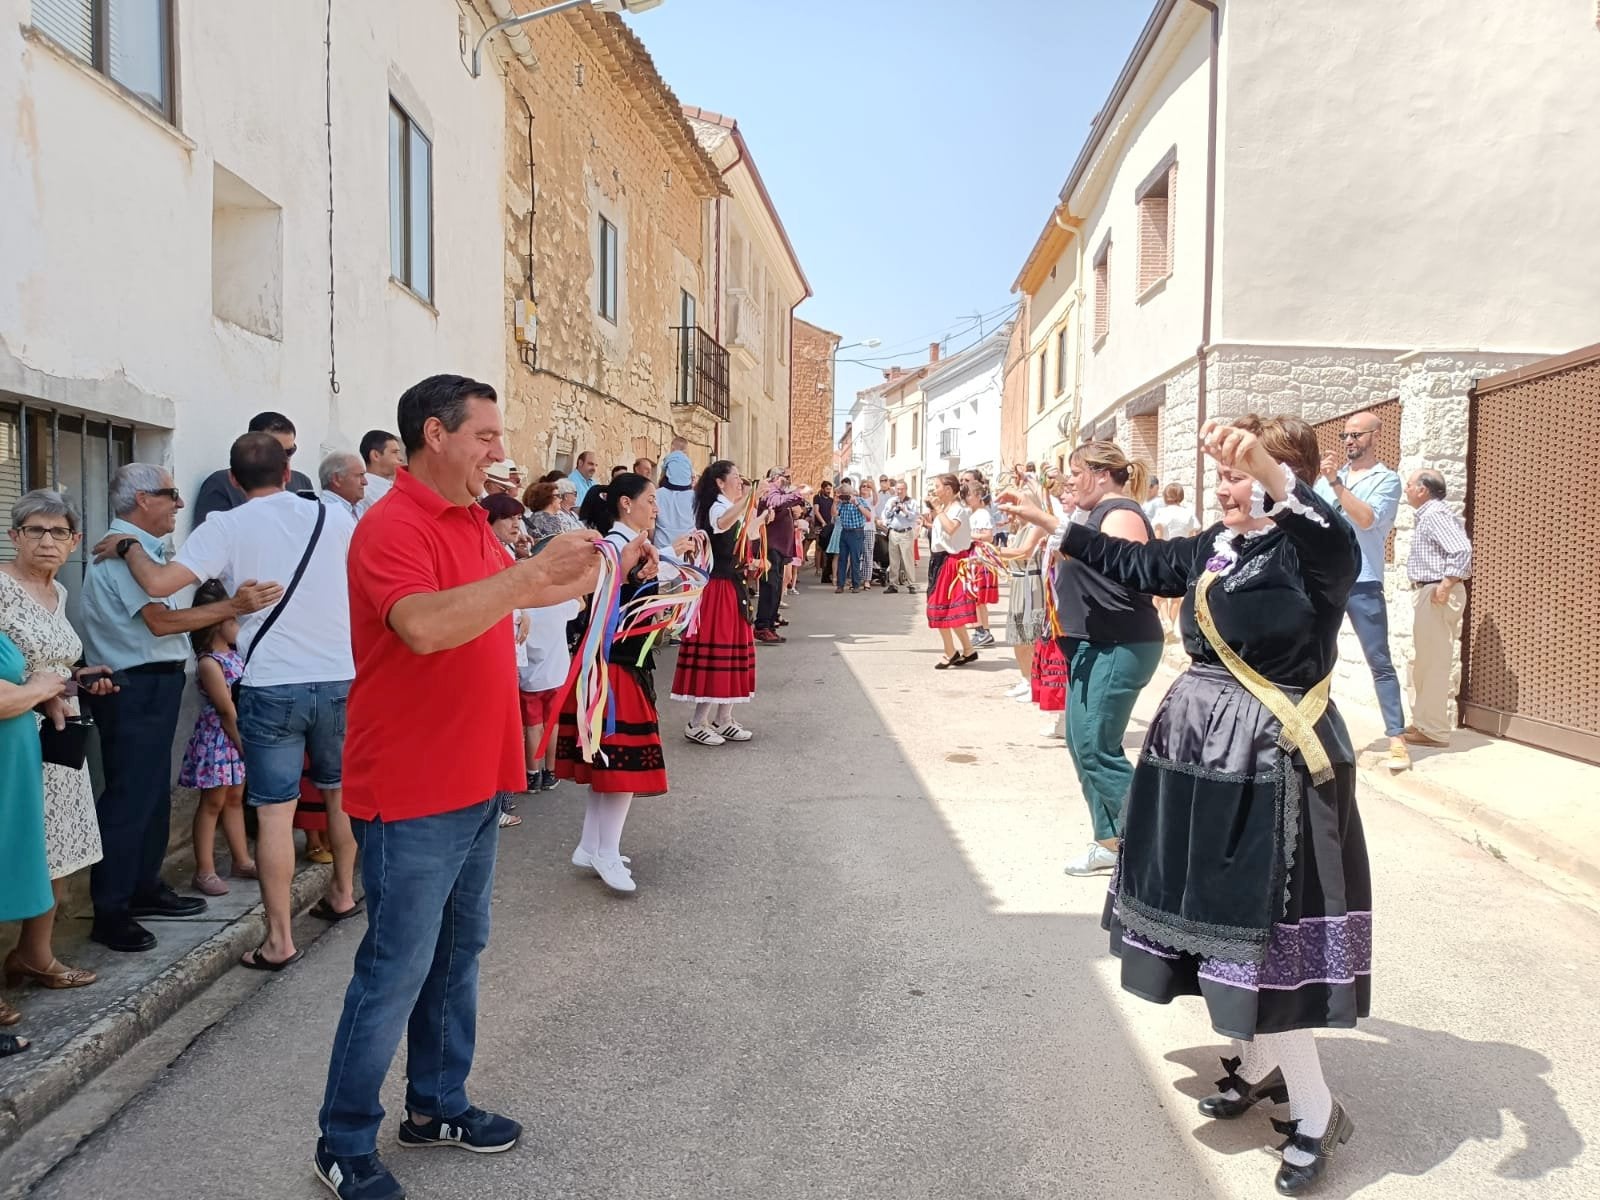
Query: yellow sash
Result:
<box><xmin>1192</xmin><ymin>571</ymin><xmax>1336</xmax><ymax>784</ymax></box>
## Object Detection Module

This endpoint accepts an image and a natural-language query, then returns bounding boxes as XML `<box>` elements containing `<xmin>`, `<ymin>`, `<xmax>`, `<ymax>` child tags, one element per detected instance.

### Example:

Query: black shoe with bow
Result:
<box><xmin>1197</xmin><ymin>1055</ymin><xmax>1289</xmax><ymax>1119</ymax></box>
<box><xmin>1272</xmin><ymin>1100</ymin><xmax>1354</xmax><ymax>1195</ymax></box>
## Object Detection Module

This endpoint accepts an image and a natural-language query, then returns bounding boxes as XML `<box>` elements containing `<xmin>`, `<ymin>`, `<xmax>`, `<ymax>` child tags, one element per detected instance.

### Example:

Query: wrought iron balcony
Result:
<box><xmin>673</xmin><ymin>325</ymin><xmax>730</xmax><ymax>421</ymax></box>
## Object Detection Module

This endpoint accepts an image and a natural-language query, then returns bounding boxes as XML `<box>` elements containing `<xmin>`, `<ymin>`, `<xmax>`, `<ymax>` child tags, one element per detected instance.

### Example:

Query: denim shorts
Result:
<box><xmin>237</xmin><ymin>679</ymin><xmax>352</xmax><ymax>806</ymax></box>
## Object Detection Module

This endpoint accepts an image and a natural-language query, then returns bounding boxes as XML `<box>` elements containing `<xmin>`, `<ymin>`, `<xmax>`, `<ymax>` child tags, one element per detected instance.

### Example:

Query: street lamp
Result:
<box><xmin>470</xmin><ymin>0</ymin><xmax>666</xmax><ymax>78</ymax></box>
<box><xmin>830</xmin><ymin>338</ymin><xmax>881</xmax><ymax>482</ymax></box>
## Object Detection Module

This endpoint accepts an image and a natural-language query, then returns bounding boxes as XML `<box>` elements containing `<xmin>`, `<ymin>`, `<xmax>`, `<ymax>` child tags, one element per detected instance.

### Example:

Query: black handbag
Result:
<box><xmin>232</xmin><ymin>499</ymin><xmax>327</xmax><ymax>706</ymax></box>
<box><xmin>39</xmin><ymin>713</ymin><xmax>94</xmax><ymax>770</ymax></box>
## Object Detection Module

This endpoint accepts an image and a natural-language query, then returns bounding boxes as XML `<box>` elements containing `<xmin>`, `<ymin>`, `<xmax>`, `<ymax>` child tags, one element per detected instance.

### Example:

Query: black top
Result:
<box><xmin>589</xmin><ymin>526</ymin><xmax>658</xmax><ymax>673</ymax></box>
<box><xmin>1054</xmin><ymin>497</ymin><xmax>1163</xmax><ymax>644</ymax></box>
<box><xmin>1059</xmin><ymin>480</ymin><xmax>1359</xmax><ymax>689</ymax></box>
<box><xmin>705</xmin><ymin>523</ymin><xmax>744</xmax><ymax>583</ymax></box>
<box><xmin>194</xmin><ymin>467</ymin><xmax>316</xmax><ymax>525</ymax></box>
<box><xmin>813</xmin><ymin>495</ymin><xmax>834</xmax><ymax>526</ymax></box>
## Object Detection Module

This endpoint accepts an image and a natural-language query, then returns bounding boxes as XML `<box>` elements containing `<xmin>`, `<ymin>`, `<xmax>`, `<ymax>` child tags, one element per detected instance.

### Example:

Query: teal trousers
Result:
<box><xmin>1063</xmin><ymin>638</ymin><xmax>1164</xmax><ymax>841</ymax></box>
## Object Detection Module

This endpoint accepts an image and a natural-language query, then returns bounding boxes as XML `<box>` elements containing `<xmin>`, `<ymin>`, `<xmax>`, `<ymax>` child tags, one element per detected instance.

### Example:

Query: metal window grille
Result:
<box><xmin>673</xmin><ymin>325</ymin><xmax>729</xmax><ymax>421</ymax></box>
<box><xmin>939</xmin><ymin>427</ymin><xmax>960</xmax><ymax>458</ymax></box>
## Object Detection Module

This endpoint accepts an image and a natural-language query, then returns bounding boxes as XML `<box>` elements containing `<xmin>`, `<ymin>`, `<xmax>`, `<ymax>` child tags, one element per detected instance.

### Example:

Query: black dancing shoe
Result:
<box><xmin>1198</xmin><ymin>1055</ymin><xmax>1289</xmax><ymax>1119</ymax></box>
<box><xmin>1272</xmin><ymin>1100</ymin><xmax>1354</xmax><ymax>1195</ymax></box>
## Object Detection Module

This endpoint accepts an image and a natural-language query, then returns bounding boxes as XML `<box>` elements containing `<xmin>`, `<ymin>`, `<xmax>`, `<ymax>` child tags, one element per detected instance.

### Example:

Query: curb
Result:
<box><xmin>1356</xmin><ymin>758</ymin><xmax>1600</xmax><ymax>894</ymax></box>
<box><xmin>0</xmin><ymin>863</ymin><xmax>332</xmax><ymax>1154</ymax></box>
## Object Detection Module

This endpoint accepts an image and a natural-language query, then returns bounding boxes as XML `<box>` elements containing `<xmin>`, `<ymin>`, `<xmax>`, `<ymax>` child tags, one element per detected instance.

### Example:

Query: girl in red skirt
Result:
<box><xmin>672</xmin><ymin>460</ymin><xmax>759</xmax><ymax>745</ymax></box>
<box><xmin>555</xmin><ymin>473</ymin><xmax>680</xmax><ymax>895</ymax></box>
<box><xmin>922</xmin><ymin>473</ymin><xmax>978</xmax><ymax>669</ymax></box>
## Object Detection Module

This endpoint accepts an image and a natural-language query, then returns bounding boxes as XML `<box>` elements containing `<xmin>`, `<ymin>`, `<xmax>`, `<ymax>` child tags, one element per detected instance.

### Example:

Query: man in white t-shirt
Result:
<box><xmin>96</xmin><ymin>433</ymin><xmax>358</xmax><ymax>972</ymax></box>
<box><xmin>359</xmin><ymin>429</ymin><xmax>404</xmax><ymax>512</ymax></box>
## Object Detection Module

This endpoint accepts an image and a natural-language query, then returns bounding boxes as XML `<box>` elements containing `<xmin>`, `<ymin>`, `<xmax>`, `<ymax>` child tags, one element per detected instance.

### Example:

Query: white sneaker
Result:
<box><xmin>1041</xmin><ymin>715</ymin><xmax>1065</xmax><ymax>738</ymax></box>
<box><xmin>714</xmin><ymin>722</ymin><xmax>754</xmax><ymax>742</ymax></box>
<box><xmin>1005</xmin><ymin>679</ymin><xmax>1031</xmax><ymax>699</ymax></box>
<box><xmin>684</xmin><ymin>724</ymin><xmax>726</xmax><ymax>746</ymax></box>
<box><xmin>1064</xmin><ymin>843</ymin><xmax>1118</xmax><ymax>876</ymax></box>
<box><xmin>591</xmin><ymin>853</ymin><xmax>636</xmax><ymax>894</ymax></box>
<box><xmin>572</xmin><ymin>846</ymin><xmax>630</xmax><ymax>871</ymax></box>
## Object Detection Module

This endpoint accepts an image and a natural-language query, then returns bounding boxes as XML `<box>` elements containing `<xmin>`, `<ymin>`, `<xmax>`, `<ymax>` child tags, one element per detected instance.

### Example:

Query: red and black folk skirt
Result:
<box><xmin>971</xmin><ymin>557</ymin><xmax>1001</xmax><ymax>607</ymax></box>
<box><xmin>554</xmin><ymin>664</ymin><xmax>668</xmax><ymax>796</ymax></box>
<box><xmin>1031</xmin><ymin>635</ymin><xmax>1068</xmax><ymax>712</ymax></box>
<box><xmin>670</xmin><ymin>577</ymin><xmax>756</xmax><ymax>704</ymax></box>
<box><xmin>926</xmin><ymin>549</ymin><xmax>977</xmax><ymax>629</ymax></box>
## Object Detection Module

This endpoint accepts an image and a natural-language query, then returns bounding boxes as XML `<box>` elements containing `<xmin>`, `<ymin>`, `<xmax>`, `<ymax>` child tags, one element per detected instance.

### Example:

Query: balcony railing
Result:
<box><xmin>673</xmin><ymin>324</ymin><xmax>730</xmax><ymax>422</ymax></box>
<box><xmin>726</xmin><ymin>287</ymin><xmax>763</xmax><ymax>360</ymax></box>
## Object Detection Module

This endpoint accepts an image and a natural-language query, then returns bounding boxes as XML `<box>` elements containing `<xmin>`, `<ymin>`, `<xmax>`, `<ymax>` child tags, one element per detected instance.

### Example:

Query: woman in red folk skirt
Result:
<box><xmin>555</xmin><ymin>473</ymin><xmax>678</xmax><ymax>896</ymax></box>
<box><xmin>672</xmin><ymin>460</ymin><xmax>758</xmax><ymax>747</ymax></box>
<box><xmin>923</xmin><ymin>473</ymin><xmax>978</xmax><ymax>670</ymax></box>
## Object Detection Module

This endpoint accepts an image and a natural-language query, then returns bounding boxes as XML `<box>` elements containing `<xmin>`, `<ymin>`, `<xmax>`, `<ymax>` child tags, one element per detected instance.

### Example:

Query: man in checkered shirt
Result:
<box><xmin>1401</xmin><ymin>469</ymin><xmax>1474</xmax><ymax>747</ymax></box>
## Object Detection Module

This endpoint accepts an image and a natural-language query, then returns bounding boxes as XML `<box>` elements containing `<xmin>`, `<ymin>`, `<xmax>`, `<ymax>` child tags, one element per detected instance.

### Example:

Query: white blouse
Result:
<box><xmin>931</xmin><ymin>503</ymin><xmax>973</xmax><ymax>554</ymax></box>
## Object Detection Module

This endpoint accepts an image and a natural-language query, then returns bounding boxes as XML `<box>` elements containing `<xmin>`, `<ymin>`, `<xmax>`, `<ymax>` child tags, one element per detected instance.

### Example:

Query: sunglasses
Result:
<box><xmin>1339</xmin><ymin>431</ymin><xmax>1374</xmax><ymax>441</ymax></box>
<box><xmin>141</xmin><ymin>487</ymin><xmax>183</xmax><ymax>501</ymax></box>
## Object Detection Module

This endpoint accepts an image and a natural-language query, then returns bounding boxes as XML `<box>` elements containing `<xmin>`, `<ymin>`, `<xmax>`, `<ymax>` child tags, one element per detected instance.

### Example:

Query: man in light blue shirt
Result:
<box><xmin>568</xmin><ymin>449</ymin><xmax>598</xmax><ymax>504</ymax></box>
<box><xmin>78</xmin><ymin>464</ymin><xmax>280</xmax><ymax>953</ymax></box>
<box><xmin>1314</xmin><ymin>410</ymin><xmax>1408</xmax><ymax>770</ymax></box>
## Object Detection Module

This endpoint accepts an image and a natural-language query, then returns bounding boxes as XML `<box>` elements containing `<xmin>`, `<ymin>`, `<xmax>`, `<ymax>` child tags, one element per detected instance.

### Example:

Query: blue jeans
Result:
<box><xmin>1346</xmin><ymin>581</ymin><xmax>1406</xmax><ymax>736</ymax></box>
<box><xmin>837</xmin><ymin>528</ymin><xmax>865</xmax><ymax>588</ymax></box>
<box><xmin>237</xmin><ymin>679</ymin><xmax>351</xmax><ymax>805</ymax></box>
<box><xmin>319</xmin><ymin>798</ymin><xmax>499</xmax><ymax>1156</ymax></box>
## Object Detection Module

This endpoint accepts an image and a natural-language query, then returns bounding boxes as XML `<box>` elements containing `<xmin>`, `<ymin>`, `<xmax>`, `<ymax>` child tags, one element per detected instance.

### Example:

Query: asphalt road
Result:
<box><xmin>26</xmin><ymin>581</ymin><xmax>1600</xmax><ymax>1199</ymax></box>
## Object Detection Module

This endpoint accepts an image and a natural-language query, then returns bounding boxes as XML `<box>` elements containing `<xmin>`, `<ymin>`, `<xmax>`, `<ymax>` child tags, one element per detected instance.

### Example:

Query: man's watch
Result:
<box><xmin>114</xmin><ymin>537</ymin><xmax>138</xmax><ymax>560</ymax></box>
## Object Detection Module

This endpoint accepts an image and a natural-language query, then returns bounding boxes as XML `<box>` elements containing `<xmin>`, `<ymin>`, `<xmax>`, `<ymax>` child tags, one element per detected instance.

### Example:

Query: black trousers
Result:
<box><xmin>89</xmin><ymin>668</ymin><xmax>186</xmax><ymax>918</ymax></box>
<box><xmin>755</xmin><ymin>545</ymin><xmax>787</xmax><ymax>630</ymax></box>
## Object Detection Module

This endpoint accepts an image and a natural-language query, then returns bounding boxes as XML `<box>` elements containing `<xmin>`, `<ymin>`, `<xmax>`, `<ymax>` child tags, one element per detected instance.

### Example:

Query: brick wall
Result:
<box><xmin>790</xmin><ymin>317</ymin><xmax>840</xmax><ymax>488</ymax></box>
<box><xmin>496</xmin><ymin>14</ymin><xmax>717</xmax><ymax>480</ymax></box>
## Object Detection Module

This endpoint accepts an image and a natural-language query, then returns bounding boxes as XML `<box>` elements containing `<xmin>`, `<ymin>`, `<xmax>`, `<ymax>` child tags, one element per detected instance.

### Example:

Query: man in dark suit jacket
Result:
<box><xmin>192</xmin><ymin>411</ymin><xmax>315</xmax><ymax>525</ymax></box>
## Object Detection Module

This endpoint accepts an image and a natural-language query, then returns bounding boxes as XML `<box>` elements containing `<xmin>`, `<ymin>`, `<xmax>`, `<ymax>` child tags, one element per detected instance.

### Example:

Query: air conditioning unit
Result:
<box><xmin>939</xmin><ymin>427</ymin><xmax>960</xmax><ymax>458</ymax></box>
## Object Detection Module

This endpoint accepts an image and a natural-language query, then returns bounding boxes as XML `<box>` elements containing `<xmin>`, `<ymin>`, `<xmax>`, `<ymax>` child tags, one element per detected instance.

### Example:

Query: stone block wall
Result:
<box><xmin>790</xmin><ymin>318</ymin><xmax>840</xmax><ymax>489</ymax></box>
<box><xmin>496</xmin><ymin>16</ymin><xmax>716</xmax><ymax>480</ymax></box>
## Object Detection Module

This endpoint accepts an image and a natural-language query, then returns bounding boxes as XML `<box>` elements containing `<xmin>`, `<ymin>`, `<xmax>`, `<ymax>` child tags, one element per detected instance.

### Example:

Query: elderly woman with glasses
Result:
<box><xmin>0</xmin><ymin>491</ymin><xmax>118</xmax><ymax>993</ymax></box>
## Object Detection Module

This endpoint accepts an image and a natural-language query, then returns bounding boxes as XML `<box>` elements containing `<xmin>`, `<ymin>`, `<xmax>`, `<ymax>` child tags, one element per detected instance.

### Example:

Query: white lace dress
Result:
<box><xmin>0</xmin><ymin>571</ymin><xmax>104</xmax><ymax>879</ymax></box>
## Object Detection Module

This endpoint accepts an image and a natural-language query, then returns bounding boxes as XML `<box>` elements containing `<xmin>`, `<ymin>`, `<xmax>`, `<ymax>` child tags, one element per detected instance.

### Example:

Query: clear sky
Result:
<box><xmin>623</xmin><ymin>0</ymin><xmax>1153</xmax><ymax>432</ymax></box>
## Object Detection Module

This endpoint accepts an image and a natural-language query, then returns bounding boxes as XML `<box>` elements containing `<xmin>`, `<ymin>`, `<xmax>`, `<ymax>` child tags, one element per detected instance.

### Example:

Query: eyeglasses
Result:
<box><xmin>141</xmin><ymin>487</ymin><xmax>183</xmax><ymax>501</ymax></box>
<box><xmin>1339</xmin><ymin>431</ymin><xmax>1374</xmax><ymax>441</ymax></box>
<box><xmin>13</xmin><ymin>525</ymin><xmax>76</xmax><ymax>542</ymax></box>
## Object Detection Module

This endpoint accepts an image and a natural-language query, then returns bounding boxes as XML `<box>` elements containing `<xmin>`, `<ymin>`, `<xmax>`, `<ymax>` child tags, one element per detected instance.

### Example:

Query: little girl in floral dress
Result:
<box><xmin>179</xmin><ymin>580</ymin><xmax>256</xmax><ymax>895</ymax></box>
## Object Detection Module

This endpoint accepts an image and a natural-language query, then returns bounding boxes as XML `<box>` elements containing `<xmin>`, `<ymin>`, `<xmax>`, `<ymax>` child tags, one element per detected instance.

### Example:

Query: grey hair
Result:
<box><xmin>11</xmin><ymin>489</ymin><xmax>80</xmax><ymax>533</ymax></box>
<box><xmin>319</xmin><ymin>451</ymin><xmax>363</xmax><ymax>490</ymax></box>
<box><xmin>1416</xmin><ymin>469</ymin><xmax>1447</xmax><ymax>501</ymax></box>
<box><xmin>109</xmin><ymin>463</ymin><xmax>169</xmax><ymax>517</ymax></box>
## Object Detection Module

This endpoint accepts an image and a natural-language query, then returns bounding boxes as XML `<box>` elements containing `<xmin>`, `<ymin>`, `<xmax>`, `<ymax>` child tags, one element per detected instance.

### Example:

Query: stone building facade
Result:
<box><xmin>492</xmin><ymin>6</ymin><xmax>727</xmax><ymax>477</ymax></box>
<box><xmin>790</xmin><ymin>318</ymin><xmax>840</xmax><ymax>488</ymax></box>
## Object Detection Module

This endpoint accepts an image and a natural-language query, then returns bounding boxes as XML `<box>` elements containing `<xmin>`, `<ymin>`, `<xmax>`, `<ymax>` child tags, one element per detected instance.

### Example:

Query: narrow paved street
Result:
<box><xmin>28</xmin><ymin>585</ymin><xmax>1600</xmax><ymax>1200</ymax></box>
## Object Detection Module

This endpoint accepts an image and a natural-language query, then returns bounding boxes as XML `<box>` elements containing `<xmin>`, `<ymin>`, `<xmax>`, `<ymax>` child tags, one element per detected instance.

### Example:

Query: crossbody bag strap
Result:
<box><xmin>241</xmin><ymin>499</ymin><xmax>328</xmax><ymax>675</ymax></box>
<box><xmin>1192</xmin><ymin>571</ymin><xmax>1336</xmax><ymax>784</ymax></box>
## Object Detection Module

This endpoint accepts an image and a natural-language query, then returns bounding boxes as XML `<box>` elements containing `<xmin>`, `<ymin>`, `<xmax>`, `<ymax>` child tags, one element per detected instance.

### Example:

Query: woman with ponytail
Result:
<box><xmin>1016</xmin><ymin>440</ymin><xmax>1163</xmax><ymax>876</ymax></box>
<box><xmin>671</xmin><ymin>461</ymin><xmax>760</xmax><ymax>745</ymax></box>
<box><xmin>555</xmin><ymin>473</ymin><xmax>686</xmax><ymax>894</ymax></box>
<box><xmin>921</xmin><ymin>473</ymin><xmax>978</xmax><ymax>668</ymax></box>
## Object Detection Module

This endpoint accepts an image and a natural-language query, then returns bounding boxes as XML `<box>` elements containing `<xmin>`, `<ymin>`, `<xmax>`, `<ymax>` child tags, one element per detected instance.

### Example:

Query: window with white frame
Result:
<box><xmin>597</xmin><ymin>215</ymin><xmax>619</xmax><ymax>323</ymax></box>
<box><xmin>1055</xmin><ymin>328</ymin><xmax>1069</xmax><ymax>395</ymax></box>
<box><xmin>889</xmin><ymin>421</ymin><xmax>898</xmax><ymax>458</ymax></box>
<box><xmin>1136</xmin><ymin>149</ymin><xmax>1177</xmax><ymax>296</ymax></box>
<box><xmin>911</xmin><ymin>412</ymin><xmax>919</xmax><ymax>450</ymax></box>
<box><xmin>939</xmin><ymin>427</ymin><xmax>960</xmax><ymax>458</ymax></box>
<box><xmin>1093</xmin><ymin>238</ymin><xmax>1111</xmax><ymax>344</ymax></box>
<box><xmin>389</xmin><ymin>99</ymin><xmax>433</xmax><ymax>302</ymax></box>
<box><xmin>32</xmin><ymin>0</ymin><xmax>175</xmax><ymax>120</ymax></box>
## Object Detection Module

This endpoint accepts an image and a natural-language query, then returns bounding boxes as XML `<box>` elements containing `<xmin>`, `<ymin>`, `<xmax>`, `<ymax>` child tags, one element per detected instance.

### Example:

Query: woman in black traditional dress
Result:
<box><xmin>1002</xmin><ymin>414</ymin><xmax>1369</xmax><ymax>1196</ymax></box>
<box><xmin>555</xmin><ymin>474</ymin><xmax>678</xmax><ymax>895</ymax></box>
<box><xmin>672</xmin><ymin>461</ymin><xmax>759</xmax><ymax>746</ymax></box>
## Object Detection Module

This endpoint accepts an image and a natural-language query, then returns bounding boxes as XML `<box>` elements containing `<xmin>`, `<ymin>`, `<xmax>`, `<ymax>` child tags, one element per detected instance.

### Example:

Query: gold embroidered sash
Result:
<box><xmin>1192</xmin><ymin>571</ymin><xmax>1336</xmax><ymax>784</ymax></box>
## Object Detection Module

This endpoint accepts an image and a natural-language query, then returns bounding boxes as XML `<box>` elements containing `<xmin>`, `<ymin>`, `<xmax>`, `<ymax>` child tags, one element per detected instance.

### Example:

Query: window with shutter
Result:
<box><xmin>32</xmin><ymin>0</ymin><xmax>173</xmax><ymax>120</ymax></box>
<box><xmin>1136</xmin><ymin>150</ymin><xmax>1177</xmax><ymax>297</ymax></box>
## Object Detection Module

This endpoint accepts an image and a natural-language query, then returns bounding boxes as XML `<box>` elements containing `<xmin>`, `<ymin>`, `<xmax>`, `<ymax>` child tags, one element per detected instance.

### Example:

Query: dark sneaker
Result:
<box><xmin>314</xmin><ymin>1138</ymin><xmax>405</xmax><ymax>1199</ymax></box>
<box><xmin>398</xmin><ymin>1106</ymin><xmax>522</xmax><ymax>1154</ymax></box>
<box><xmin>538</xmin><ymin>769</ymin><xmax>559</xmax><ymax>792</ymax></box>
<box><xmin>129</xmin><ymin>884</ymin><xmax>207</xmax><ymax>918</ymax></box>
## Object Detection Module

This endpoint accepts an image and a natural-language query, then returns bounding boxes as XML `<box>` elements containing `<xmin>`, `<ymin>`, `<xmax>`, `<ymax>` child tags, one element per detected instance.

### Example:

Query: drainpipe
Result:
<box><xmin>1063</xmin><ymin>208</ymin><xmax>1087</xmax><ymax>456</ymax></box>
<box><xmin>1187</xmin><ymin>0</ymin><xmax>1221</xmax><ymax>521</ymax></box>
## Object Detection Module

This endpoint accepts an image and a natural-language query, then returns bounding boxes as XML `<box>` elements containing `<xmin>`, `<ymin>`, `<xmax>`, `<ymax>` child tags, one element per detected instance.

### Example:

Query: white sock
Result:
<box><xmin>692</xmin><ymin>702</ymin><xmax>713</xmax><ymax>728</ymax></box>
<box><xmin>579</xmin><ymin>795</ymin><xmax>601</xmax><ymax>857</ymax></box>
<box><xmin>594</xmin><ymin>791</ymin><xmax>633</xmax><ymax>860</ymax></box>
<box><xmin>1219</xmin><ymin>1036</ymin><xmax>1279</xmax><ymax>1100</ymax></box>
<box><xmin>1260</xmin><ymin>1030</ymin><xmax>1332</xmax><ymax>1166</ymax></box>
<box><xmin>713</xmin><ymin>703</ymin><xmax>733</xmax><ymax>727</ymax></box>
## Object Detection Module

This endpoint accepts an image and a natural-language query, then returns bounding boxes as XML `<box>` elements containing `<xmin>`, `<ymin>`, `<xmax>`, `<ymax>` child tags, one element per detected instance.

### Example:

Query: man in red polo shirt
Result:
<box><xmin>315</xmin><ymin>375</ymin><xmax>643</xmax><ymax>1200</ymax></box>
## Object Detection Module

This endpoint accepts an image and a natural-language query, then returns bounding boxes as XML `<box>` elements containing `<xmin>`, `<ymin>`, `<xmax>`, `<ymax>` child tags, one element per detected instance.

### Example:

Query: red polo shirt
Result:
<box><xmin>342</xmin><ymin>468</ymin><xmax>524</xmax><ymax>821</ymax></box>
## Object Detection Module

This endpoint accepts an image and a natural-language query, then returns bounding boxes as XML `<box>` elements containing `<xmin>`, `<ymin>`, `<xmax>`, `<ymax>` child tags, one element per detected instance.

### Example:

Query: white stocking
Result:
<box><xmin>579</xmin><ymin>795</ymin><xmax>601</xmax><ymax>857</ymax></box>
<box><xmin>1259</xmin><ymin>1030</ymin><xmax>1332</xmax><ymax>1166</ymax></box>
<box><xmin>692</xmin><ymin>702</ymin><xmax>713</xmax><ymax>728</ymax></box>
<box><xmin>1218</xmin><ymin>1036</ymin><xmax>1280</xmax><ymax>1100</ymax></box>
<box><xmin>713</xmin><ymin>703</ymin><xmax>733</xmax><ymax>727</ymax></box>
<box><xmin>594</xmin><ymin>791</ymin><xmax>634</xmax><ymax>859</ymax></box>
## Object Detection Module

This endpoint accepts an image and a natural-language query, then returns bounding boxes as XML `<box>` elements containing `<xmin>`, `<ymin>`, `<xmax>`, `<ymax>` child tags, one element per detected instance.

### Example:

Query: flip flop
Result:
<box><xmin>309</xmin><ymin>898</ymin><xmax>364</xmax><ymax>923</ymax></box>
<box><xmin>240</xmin><ymin>945</ymin><xmax>304</xmax><ymax>972</ymax></box>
